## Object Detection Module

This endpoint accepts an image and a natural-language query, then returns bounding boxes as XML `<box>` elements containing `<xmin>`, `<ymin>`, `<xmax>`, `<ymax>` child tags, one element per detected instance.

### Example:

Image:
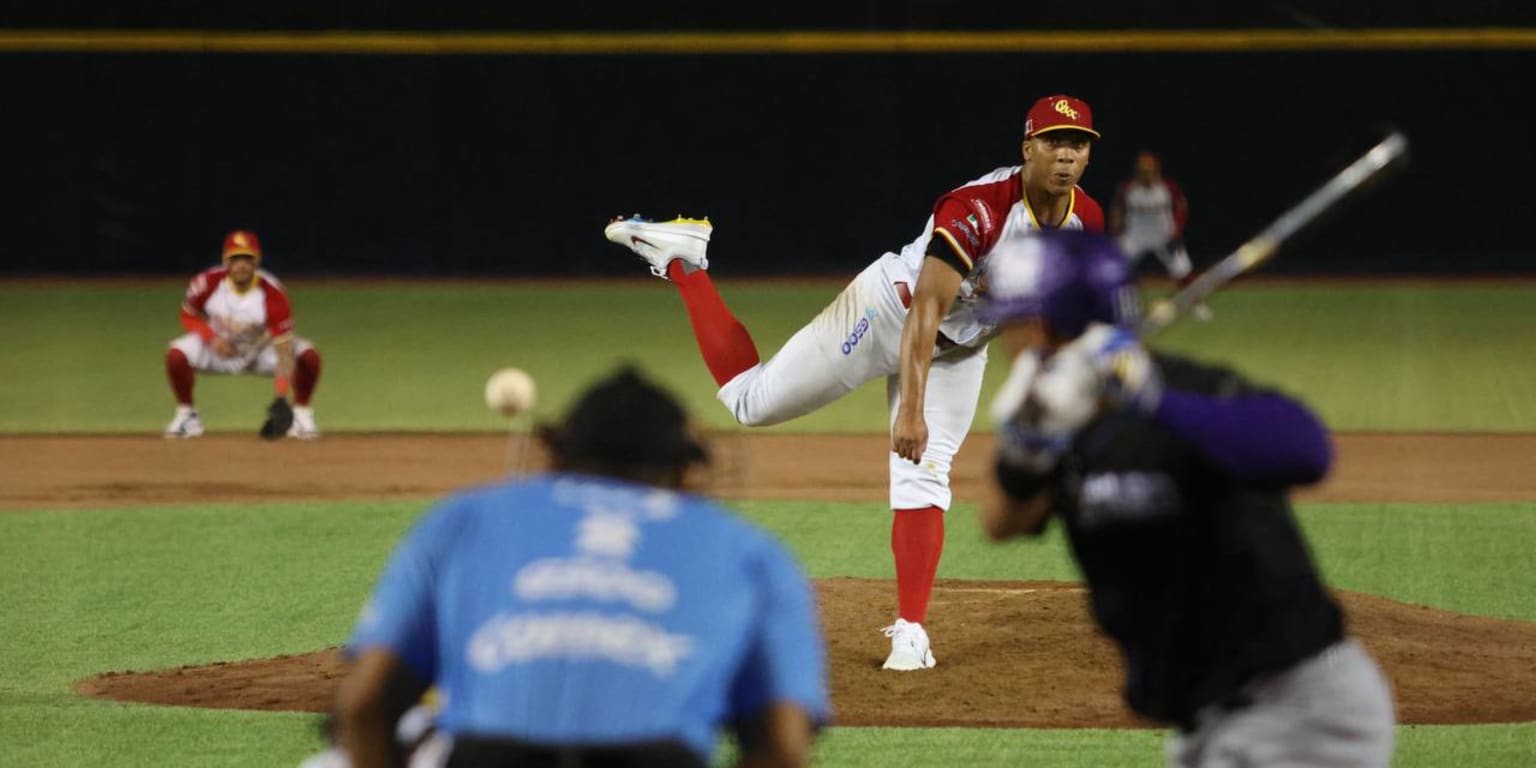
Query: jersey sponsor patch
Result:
<box><xmin>972</xmin><ymin>200</ymin><xmax>995</xmax><ymax>232</ymax></box>
<box><xmin>840</xmin><ymin>308</ymin><xmax>877</xmax><ymax>355</ymax></box>
<box><xmin>1075</xmin><ymin>471</ymin><xmax>1183</xmax><ymax>530</ymax></box>
<box><xmin>466</xmin><ymin>478</ymin><xmax>697</xmax><ymax>678</ymax></box>
<box><xmin>467</xmin><ymin>610</ymin><xmax>694</xmax><ymax>678</ymax></box>
<box><xmin>514</xmin><ymin>558</ymin><xmax>677</xmax><ymax>613</ymax></box>
<box><xmin>947</xmin><ymin>216</ymin><xmax>982</xmax><ymax>250</ymax></box>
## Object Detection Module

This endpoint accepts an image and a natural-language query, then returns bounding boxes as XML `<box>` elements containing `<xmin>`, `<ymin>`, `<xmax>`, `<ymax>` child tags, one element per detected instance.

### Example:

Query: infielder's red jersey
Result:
<box><xmin>180</xmin><ymin>267</ymin><xmax>295</xmax><ymax>353</ymax></box>
<box><xmin>885</xmin><ymin>166</ymin><xmax>1104</xmax><ymax>348</ymax></box>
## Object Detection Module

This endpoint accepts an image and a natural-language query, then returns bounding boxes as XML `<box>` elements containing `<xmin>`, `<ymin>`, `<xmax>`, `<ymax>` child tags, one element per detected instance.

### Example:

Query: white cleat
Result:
<box><xmin>880</xmin><ymin>618</ymin><xmax>937</xmax><ymax>671</ymax></box>
<box><xmin>603</xmin><ymin>215</ymin><xmax>712</xmax><ymax>280</ymax></box>
<box><xmin>287</xmin><ymin>405</ymin><xmax>320</xmax><ymax>439</ymax></box>
<box><xmin>163</xmin><ymin>406</ymin><xmax>204</xmax><ymax>438</ymax></box>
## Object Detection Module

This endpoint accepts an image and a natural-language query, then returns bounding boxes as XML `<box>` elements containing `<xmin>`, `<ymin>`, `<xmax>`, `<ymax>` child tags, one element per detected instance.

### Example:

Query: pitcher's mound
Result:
<box><xmin>79</xmin><ymin>579</ymin><xmax>1536</xmax><ymax>728</ymax></box>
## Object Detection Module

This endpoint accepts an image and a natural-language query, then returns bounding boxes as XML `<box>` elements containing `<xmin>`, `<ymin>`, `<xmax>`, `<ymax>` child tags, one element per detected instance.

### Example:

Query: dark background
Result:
<box><xmin>1</xmin><ymin>3</ymin><xmax>1531</xmax><ymax>275</ymax></box>
<box><xmin>4</xmin><ymin>1</ymin><xmax>1530</xmax><ymax>31</ymax></box>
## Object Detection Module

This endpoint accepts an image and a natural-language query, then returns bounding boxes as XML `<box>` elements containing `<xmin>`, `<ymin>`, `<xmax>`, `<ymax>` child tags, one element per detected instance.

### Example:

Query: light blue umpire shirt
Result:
<box><xmin>348</xmin><ymin>473</ymin><xmax>829</xmax><ymax>761</ymax></box>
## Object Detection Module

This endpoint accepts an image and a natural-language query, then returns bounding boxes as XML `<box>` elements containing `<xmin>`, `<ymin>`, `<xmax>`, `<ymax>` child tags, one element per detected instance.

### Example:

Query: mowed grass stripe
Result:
<box><xmin>3</xmin><ymin>282</ymin><xmax>1536</xmax><ymax>433</ymax></box>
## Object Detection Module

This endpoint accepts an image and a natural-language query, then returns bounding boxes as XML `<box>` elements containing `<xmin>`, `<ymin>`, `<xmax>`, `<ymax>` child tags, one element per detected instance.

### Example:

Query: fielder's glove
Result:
<box><xmin>260</xmin><ymin>396</ymin><xmax>294</xmax><ymax>440</ymax></box>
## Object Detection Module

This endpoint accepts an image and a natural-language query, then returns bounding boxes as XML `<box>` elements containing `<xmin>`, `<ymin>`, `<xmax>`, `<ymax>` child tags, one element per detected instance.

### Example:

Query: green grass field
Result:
<box><xmin>4</xmin><ymin>279</ymin><xmax>1535</xmax><ymax>766</ymax></box>
<box><xmin>4</xmin><ymin>500</ymin><xmax>1535</xmax><ymax>766</ymax></box>
<box><xmin>2</xmin><ymin>280</ymin><xmax>1536</xmax><ymax>432</ymax></box>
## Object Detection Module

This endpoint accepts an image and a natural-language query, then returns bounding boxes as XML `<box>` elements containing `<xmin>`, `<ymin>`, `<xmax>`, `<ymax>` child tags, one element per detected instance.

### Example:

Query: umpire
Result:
<box><xmin>977</xmin><ymin>231</ymin><xmax>1394</xmax><ymax>767</ymax></box>
<box><xmin>328</xmin><ymin>367</ymin><xmax>828</xmax><ymax>768</ymax></box>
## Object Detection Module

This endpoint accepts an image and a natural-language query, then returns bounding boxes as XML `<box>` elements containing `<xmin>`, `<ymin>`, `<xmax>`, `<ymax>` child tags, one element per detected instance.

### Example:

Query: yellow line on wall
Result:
<box><xmin>0</xmin><ymin>28</ymin><xmax>1532</xmax><ymax>54</ymax></box>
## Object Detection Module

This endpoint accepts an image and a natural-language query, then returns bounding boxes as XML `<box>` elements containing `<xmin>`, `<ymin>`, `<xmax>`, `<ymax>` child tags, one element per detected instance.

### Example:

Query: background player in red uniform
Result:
<box><xmin>1112</xmin><ymin>152</ymin><xmax>1210</xmax><ymax>320</ymax></box>
<box><xmin>606</xmin><ymin>95</ymin><xmax>1104</xmax><ymax>671</ymax></box>
<box><xmin>163</xmin><ymin>230</ymin><xmax>323</xmax><ymax>438</ymax></box>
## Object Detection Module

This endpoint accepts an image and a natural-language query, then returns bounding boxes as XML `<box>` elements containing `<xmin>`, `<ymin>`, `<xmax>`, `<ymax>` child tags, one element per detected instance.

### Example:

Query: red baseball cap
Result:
<box><xmin>1024</xmin><ymin>95</ymin><xmax>1100</xmax><ymax>140</ymax></box>
<box><xmin>222</xmin><ymin>230</ymin><xmax>263</xmax><ymax>263</ymax></box>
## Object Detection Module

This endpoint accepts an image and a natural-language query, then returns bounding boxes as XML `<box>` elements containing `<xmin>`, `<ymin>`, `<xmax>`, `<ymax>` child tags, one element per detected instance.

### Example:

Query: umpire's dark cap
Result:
<box><xmin>543</xmin><ymin>366</ymin><xmax>708</xmax><ymax>470</ymax></box>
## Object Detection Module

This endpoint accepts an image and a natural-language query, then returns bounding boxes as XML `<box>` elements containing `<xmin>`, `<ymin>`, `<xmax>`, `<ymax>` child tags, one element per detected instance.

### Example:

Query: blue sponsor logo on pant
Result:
<box><xmin>841</xmin><ymin>309</ymin><xmax>878</xmax><ymax>355</ymax></box>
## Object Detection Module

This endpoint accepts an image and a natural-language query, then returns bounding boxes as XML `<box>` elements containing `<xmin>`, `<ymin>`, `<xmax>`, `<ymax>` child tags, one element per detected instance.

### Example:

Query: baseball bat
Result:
<box><xmin>1138</xmin><ymin>130</ymin><xmax>1409</xmax><ymax>337</ymax></box>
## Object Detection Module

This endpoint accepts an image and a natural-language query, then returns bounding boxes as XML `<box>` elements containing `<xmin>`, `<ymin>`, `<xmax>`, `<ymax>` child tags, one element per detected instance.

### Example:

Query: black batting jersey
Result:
<box><xmin>1022</xmin><ymin>354</ymin><xmax>1342</xmax><ymax>725</ymax></box>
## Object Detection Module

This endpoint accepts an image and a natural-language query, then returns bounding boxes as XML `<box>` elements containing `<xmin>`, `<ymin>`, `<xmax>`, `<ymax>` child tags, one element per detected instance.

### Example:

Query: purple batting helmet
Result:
<box><xmin>979</xmin><ymin>229</ymin><xmax>1140</xmax><ymax>337</ymax></box>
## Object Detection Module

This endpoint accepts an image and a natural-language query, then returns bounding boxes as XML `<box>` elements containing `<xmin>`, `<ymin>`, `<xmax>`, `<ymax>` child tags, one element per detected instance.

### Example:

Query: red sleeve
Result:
<box><xmin>1165</xmin><ymin>179</ymin><xmax>1189</xmax><ymax>235</ymax></box>
<box><xmin>1074</xmin><ymin>189</ymin><xmax>1106</xmax><ymax>233</ymax></box>
<box><xmin>179</xmin><ymin>268</ymin><xmax>223</xmax><ymax>341</ymax></box>
<box><xmin>929</xmin><ymin>178</ymin><xmax>1014</xmax><ymax>274</ymax></box>
<box><xmin>260</xmin><ymin>276</ymin><xmax>295</xmax><ymax>339</ymax></box>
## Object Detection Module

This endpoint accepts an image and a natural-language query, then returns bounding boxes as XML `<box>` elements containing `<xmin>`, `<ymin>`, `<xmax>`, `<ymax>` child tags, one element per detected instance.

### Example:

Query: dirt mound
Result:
<box><xmin>78</xmin><ymin>579</ymin><xmax>1536</xmax><ymax>728</ymax></box>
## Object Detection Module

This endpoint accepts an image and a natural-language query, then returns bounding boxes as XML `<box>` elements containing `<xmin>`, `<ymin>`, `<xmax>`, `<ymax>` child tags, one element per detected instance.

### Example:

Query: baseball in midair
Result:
<box><xmin>484</xmin><ymin>367</ymin><xmax>538</xmax><ymax>418</ymax></box>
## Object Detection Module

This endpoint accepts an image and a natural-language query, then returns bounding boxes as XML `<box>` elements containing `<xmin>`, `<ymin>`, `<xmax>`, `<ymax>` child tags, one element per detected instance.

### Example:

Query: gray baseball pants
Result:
<box><xmin>1165</xmin><ymin>639</ymin><xmax>1395</xmax><ymax>767</ymax></box>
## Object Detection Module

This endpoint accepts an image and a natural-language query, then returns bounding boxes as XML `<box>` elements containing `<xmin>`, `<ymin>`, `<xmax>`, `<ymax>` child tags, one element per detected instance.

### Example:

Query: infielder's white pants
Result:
<box><xmin>1120</xmin><ymin>231</ymin><xmax>1192</xmax><ymax>280</ymax></box>
<box><xmin>1165</xmin><ymin>639</ymin><xmax>1395</xmax><ymax>767</ymax></box>
<box><xmin>716</xmin><ymin>259</ymin><xmax>987</xmax><ymax>510</ymax></box>
<box><xmin>169</xmin><ymin>333</ymin><xmax>315</xmax><ymax>375</ymax></box>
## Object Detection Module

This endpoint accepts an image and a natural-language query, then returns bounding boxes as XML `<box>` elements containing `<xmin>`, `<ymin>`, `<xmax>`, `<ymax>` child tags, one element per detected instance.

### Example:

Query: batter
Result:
<box><xmin>981</xmin><ymin>230</ymin><xmax>1394</xmax><ymax>767</ymax></box>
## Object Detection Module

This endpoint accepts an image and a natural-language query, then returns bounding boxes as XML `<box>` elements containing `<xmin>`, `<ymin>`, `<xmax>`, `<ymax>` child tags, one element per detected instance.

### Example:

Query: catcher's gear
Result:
<box><xmin>261</xmin><ymin>396</ymin><xmax>294</xmax><ymax>440</ymax></box>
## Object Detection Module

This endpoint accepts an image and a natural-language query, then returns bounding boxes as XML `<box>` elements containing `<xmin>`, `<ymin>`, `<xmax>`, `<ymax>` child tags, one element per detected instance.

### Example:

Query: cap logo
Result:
<box><xmin>1053</xmin><ymin>99</ymin><xmax>1080</xmax><ymax>120</ymax></box>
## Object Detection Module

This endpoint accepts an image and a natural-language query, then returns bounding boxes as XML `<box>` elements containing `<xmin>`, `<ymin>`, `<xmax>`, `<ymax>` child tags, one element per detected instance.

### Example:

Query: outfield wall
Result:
<box><xmin>1</xmin><ymin>26</ymin><xmax>1529</xmax><ymax>275</ymax></box>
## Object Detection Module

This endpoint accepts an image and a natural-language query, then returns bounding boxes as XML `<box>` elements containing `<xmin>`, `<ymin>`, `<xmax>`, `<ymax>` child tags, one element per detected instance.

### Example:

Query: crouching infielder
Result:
<box><xmin>163</xmin><ymin>230</ymin><xmax>321</xmax><ymax>439</ymax></box>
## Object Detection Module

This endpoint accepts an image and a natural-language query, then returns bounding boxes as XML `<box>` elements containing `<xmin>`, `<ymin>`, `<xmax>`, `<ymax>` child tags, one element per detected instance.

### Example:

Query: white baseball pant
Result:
<box><xmin>169</xmin><ymin>333</ymin><xmax>315</xmax><ymax>376</ymax></box>
<box><xmin>1120</xmin><ymin>231</ymin><xmax>1193</xmax><ymax>280</ymax></box>
<box><xmin>716</xmin><ymin>258</ymin><xmax>987</xmax><ymax>510</ymax></box>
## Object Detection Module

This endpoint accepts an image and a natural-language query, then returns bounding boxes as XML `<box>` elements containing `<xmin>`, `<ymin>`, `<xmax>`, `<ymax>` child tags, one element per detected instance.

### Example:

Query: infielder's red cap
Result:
<box><xmin>1024</xmin><ymin>95</ymin><xmax>1100</xmax><ymax>140</ymax></box>
<box><xmin>222</xmin><ymin>230</ymin><xmax>262</xmax><ymax>263</ymax></box>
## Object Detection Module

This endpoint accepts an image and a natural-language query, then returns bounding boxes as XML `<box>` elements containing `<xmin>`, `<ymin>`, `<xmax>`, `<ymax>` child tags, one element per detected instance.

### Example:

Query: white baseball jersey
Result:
<box><xmin>714</xmin><ymin>167</ymin><xmax>1103</xmax><ymax>510</ymax></box>
<box><xmin>181</xmin><ymin>267</ymin><xmax>295</xmax><ymax>358</ymax></box>
<box><xmin>1115</xmin><ymin>178</ymin><xmax>1187</xmax><ymax>254</ymax></box>
<box><xmin>884</xmin><ymin>166</ymin><xmax>1106</xmax><ymax>349</ymax></box>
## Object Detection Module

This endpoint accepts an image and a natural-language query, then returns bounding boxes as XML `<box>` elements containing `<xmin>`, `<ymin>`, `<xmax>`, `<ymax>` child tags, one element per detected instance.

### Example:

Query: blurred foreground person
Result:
<box><xmin>314</xmin><ymin>367</ymin><xmax>827</xmax><ymax>767</ymax></box>
<box><xmin>978</xmin><ymin>231</ymin><xmax>1394</xmax><ymax>767</ymax></box>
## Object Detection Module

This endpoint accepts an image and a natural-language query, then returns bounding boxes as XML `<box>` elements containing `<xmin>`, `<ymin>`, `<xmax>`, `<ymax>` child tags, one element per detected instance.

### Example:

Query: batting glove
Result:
<box><xmin>1072</xmin><ymin>323</ymin><xmax>1163</xmax><ymax>414</ymax></box>
<box><xmin>991</xmin><ymin>346</ymin><xmax>1100</xmax><ymax>471</ymax></box>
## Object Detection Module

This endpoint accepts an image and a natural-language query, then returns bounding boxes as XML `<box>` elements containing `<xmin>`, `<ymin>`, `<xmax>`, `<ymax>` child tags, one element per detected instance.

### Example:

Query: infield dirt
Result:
<box><xmin>6</xmin><ymin>432</ymin><xmax>1535</xmax><ymax>509</ymax></box>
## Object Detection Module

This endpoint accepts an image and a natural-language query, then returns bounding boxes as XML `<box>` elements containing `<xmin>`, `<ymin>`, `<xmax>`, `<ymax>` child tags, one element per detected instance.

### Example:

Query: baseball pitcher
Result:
<box><xmin>163</xmin><ymin>230</ymin><xmax>322</xmax><ymax>439</ymax></box>
<box><xmin>606</xmin><ymin>95</ymin><xmax>1105</xmax><ymax>671</ymax></box>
